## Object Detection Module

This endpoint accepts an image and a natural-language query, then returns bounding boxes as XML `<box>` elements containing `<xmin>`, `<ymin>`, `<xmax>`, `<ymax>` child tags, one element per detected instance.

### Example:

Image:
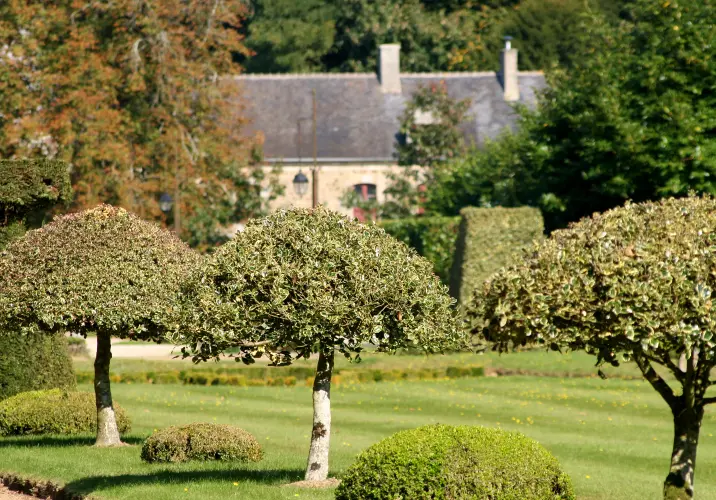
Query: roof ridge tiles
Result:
<box><xmin>230</xmin><ymin>70</ymin><xmax>544</xmax><ymax>80</ymax></box>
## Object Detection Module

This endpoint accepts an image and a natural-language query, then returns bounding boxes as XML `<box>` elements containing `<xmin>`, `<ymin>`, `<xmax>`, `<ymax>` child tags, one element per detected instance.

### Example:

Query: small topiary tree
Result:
<box><xmin>0</xmin><ymin>205</ymin><xmax>200</xmax><ymax>446</ymax></box>
<box><xmin>335</xmin><ymin>424</ymin><xmax>574</xmax><ymax>500</ymax></box>
<box><xmin>466</xmin><ymin>195</ymin><xmax>716</xmax><ymax>500</ymax></box>
<box><xmin>174</xmin><ymin>206</ymin><xmax>463</xmax><ymax>481</ymax></box>
<box><xmin>141</xmin><ymin>423</ymin><xmax>263</xmax><ymax>463</ymax></box>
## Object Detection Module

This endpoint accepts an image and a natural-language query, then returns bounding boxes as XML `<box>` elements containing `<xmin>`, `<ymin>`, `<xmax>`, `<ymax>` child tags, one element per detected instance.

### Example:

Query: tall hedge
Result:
<box><xmin>0</xmin><ymin>333</ymin><xmax>76</xmax><ymax>401</ymax></box>
<box><xmin>449</xmin><ymin>206</ymin><xmax>544</xmax><ymax>305</ymax></box>
<box><xmin>0</xmin><ymin>159</ymin><xmax>72</xmax><ymax>250</ymax></box>
<box><xmin>380</xmin><ymin>216</ymin><xmax>460</xmax><ymax>284</ymax></box>
<box><xmin>0</xmin><ymin>159</ymin><xmax>75</xmax><ymax>400</ymax></box>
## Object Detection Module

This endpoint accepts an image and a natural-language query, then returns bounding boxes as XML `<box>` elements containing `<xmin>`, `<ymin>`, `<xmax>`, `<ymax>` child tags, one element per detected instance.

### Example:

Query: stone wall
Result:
<box><xmin>260</xmin><ymin>164</ymin><xmax>413</xmax><ymax>217</ymax></box>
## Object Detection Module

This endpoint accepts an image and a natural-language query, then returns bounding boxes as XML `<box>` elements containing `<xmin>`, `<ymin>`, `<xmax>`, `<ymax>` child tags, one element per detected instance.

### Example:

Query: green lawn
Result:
<box><xmin>2</xmin><ymin>373</ymin><xmax>716</xmax><ymax>499</ymax></box>
<box><xmin>73</xmin><ymin>348</ymin><xmax>645</xmax><ymax>379</ymax></box>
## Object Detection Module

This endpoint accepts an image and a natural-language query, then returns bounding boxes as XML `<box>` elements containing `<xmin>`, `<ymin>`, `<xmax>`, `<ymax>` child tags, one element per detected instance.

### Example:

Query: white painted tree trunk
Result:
<box><xmin>94</xmin><ymin>334</ymin><xmax>123</xmax><ymax>447</ymax></box>
<box><xmin>305</xmin><ymin>350</ymin><xmax>334</xmax><ymax>481</ymax></box>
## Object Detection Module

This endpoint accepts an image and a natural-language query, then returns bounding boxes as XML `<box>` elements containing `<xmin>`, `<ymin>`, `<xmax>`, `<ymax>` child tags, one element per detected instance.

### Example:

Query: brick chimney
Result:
<box><xmin>379</xmin><ymin>44</ymin><xmax>401</xmax><ymax>94</ymax></box>
<box><xmin>500</xmin><ymin>36</ymin><xmax>520</xmax><ymax>102</ymax></box>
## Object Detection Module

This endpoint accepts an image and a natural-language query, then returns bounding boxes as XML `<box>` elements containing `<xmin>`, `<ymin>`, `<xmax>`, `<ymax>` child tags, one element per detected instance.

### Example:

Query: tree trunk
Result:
<box><xmin>664</xmin><ymin>405</ymin><xmax>703</xmax><ymax>500</ymax></box>
<box><xmin>94</xmin><ymin>334</ymin><xmax>122</xmax><ymax>447</ymax></box>
<box><xmin>305</xmin><ymin>349</ymin><xmax>334</xmax><ymax>481</ymax></box>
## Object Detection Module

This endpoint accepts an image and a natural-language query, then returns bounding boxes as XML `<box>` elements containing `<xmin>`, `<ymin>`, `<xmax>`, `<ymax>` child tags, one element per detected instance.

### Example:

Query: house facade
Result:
<box><xmin>227</xmin><ymin>42</ymin><xmax>546</xmax><ymax>218</ymax></box>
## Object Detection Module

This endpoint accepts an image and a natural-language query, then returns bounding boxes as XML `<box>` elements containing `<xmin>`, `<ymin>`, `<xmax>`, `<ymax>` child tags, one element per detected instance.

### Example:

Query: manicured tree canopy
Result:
<box><xmin>0</xmin><ymin>204</ymin><xmax>200</xmax><ymax>446</ymax></box>
<box><xmin>466</xmin><ymin>195</ymin><xmax>716</xmax><ymax>500</ymax></box>
<box><xmin>175</xmin><ymin>206</ymin><xmax>463</xmax><ymax>481</ymax></box>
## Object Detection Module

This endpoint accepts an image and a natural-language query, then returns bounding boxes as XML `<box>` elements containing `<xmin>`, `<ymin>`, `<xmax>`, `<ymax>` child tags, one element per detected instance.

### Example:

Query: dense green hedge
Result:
<box><xmin>449</xmin><ymin>206</ymin><xmax>544</xmax><ymax>305</ymax></box>
<box><xmin>0</xmin><ymin>333</ymin><xmax>76</xmax><ymax>401</ymax></box>
<box><xmin>335</xmin><ymin>424</ymin><xmax>574</xmax><ymax>500</ymax></box>
<box><xmin>0</xmin><ymin>159</ymin><xmax>72</xmax><ymax>250</ymax></box>
<box><xmin>380</xmin><ymin>216</ymin><xmax>460</xmax><ymax>284</ymax></box>
<box><xmin>0</xmin><ymin>389</ymin><xmax>130</xmax><ymax>436</ymax></box>
<box><xmin>141</xmin><ymin>423</ymin><xmax>263</xmax><ymax>463</ymax></box>
<box><xmin>74</xmin><ymin>364</ymin><xmax>484</xmax><ymax>387</ymax></box>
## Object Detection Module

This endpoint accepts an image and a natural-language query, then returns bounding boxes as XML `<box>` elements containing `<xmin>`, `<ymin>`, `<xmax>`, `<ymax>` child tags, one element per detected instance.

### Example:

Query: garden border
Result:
<box><xmin>0</xmin><ymin>472</ymin><xmax>88</xmax><ymax>500</ymax></box>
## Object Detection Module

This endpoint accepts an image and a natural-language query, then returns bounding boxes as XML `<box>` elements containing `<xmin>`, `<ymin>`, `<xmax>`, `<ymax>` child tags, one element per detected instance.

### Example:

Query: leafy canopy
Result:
<box><xmin>175</xmin><ymin>206</ymin><xmax>463</xmax><ymax>365</ymax></box>
<box><xmin>0</xmin><ymin>205</ymin><xmax>200</xmax><ymax>339</ymax></box>
<box><xmin>0</xmin><ymin>0</ymin><xmax>278</xmax><ymax>248</ymax></box>
<box><xmin>467</xmin><ymin>195</ymin><xmax>716</xmax><ymax>392</ymax></box>
<box><xmin>521</xmin><ymin>0</ymin><xmax>716</xmax><ymax>229</ymax></box>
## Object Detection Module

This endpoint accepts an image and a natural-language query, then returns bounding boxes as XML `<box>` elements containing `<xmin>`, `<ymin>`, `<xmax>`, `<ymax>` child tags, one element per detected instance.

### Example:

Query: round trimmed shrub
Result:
<box><xmin>0</xmin><ymin>333</ymin><xmax>76</xmax><ymax>401</ymax></box>
<box><xmin>0</xmin><ymin>389</ymin><xmax>131</xmax><ymax>436</ymax></box>
<box><xmin>335</xmin><ymin>424</ymin><xmax>574</xmax><ymax>500</ymax></box>
<box><xmin>141</xmin><ymin>423</ymin><xmax>263</xmax><ymax>463</ymax></box>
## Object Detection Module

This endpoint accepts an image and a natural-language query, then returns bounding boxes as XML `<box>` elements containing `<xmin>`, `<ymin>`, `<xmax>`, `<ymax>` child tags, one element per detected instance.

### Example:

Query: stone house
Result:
<box><xmin>227</xmin><ymin>41</ymin><xmax>546</xmax><ymax>219</ymax></box>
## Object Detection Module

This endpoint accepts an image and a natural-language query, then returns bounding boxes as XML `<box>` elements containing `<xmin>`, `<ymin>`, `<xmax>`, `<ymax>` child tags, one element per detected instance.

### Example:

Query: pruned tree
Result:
<box><xmin>0</xmin><ymin>205</ymin><xmax>200</xmax><ymax>446</ymax></box>
<box><xmin>173</xmin><ymin>206</ymin><xmax>463</xmax><ymax>481</ymax></box>
<box><xmin>466</xmin><ymin>195</ymin><xmax>716</xmax><ymax>500</ymax></box>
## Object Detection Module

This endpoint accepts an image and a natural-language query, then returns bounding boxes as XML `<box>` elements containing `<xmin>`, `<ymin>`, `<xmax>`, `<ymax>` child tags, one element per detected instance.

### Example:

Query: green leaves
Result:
<box><xmin>0</xmin><ymin>205</ymin><xmax>200</xmax><ymax>340</ymax></box>
<box><xmin>467</xmin><ymin>195</ymin><xmax>716</xmax><ymax>383</ymax></box>
<box><xmin>175</xmin><ymin>206</ymin><xmax>465</xmax><ymax>364</ymax></box>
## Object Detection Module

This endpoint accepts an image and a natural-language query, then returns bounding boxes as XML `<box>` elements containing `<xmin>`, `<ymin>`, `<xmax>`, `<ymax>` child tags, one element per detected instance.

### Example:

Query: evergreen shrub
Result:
<box><xmin>141</xmin><ymin>423</ymin><xmax>263</xmax><ymax>463</ymax></box>
<box><xmin>335</xmin><ymin>424</ymin><xmax>574</xmax><ymax>500</ymax></box>
<box><xmin>0</xmin><ymin>159</ymin><xmax>72</xmax><ymax>251</ymax></box>
<box><xmin>0</xmin><ymin>333</ymin><xmax>75</xmax><ymax>401</ymax></box>
<box><xmin>0</xmin><ymin>389</ymin><xmax>130</xmax><ymax>436</ymax></box>
<box><xmin>449</xmin><ymin>206</ymin><xmax>544</xmax><ymax>304</ymax></box>
<box><xmin>380</xmin><ymin>216</ymin><xmax>460</xmax><ymax>284</ymax></box>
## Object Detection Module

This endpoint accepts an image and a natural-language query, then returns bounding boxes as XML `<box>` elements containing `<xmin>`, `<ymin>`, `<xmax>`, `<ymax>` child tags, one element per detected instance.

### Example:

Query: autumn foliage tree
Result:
<box><xmin>467</xmin><ymin>196</ymin><xmax>716</xmax><ymax>500</ymax></box>
<box><xmin>0</xmin><ymin>0</ymin><xmax>278</xmax><ymax>248</ymax></box>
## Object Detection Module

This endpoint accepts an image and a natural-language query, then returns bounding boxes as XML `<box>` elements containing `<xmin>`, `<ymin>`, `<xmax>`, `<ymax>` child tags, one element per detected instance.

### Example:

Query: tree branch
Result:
<box><xmin>633</xmin><ymin>351</ymin><xmax>679</xmax><ymax>410</ymax></box>
<box><xmin>659</xmin><ymin>352</ymin><xmax>685</xmax><ymax>383</ymax></box>
<box><xmin>704</xmin><ymin>397</ymin><xmax>716</xmax><ymax>405</ymax></box>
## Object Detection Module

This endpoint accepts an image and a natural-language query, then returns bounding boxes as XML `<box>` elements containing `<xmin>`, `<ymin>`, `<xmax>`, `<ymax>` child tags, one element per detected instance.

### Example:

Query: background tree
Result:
<box><xmin>424</xmin><ymin>128</ymin><xmax>544</xmax><ymax>215</ymax></box>
<box><xmin>174</xmin><ymin>206</ymin><xmax>463</xmax><ymax>481</ymax></box>
<box><xmin>236</xmin><ymin>0</ymin><xmax>628</xmax><ymax>74</ymax></box>
<box><xmin>240</xmin><ymin>0</ymin><xmax>336</xmax><ymax>73</ymax></box>
<box><xmin>0</xmin><ymin>0</ymin><xmax>279</xmax><ymax>248</ymax></box>
<box><xmin>0</xmin><ymin>205</ymin><xmax>200</xmax><ymax>446</ymax></box>
<box><xmin>519</xmin><ymin>0</ymin><xmax>716</xmax><ymax>230</ymax></box>
<box><xmin>467</xmin><ymin>196</ymin><xmax>716</xmax><ymax>500</ymax></box>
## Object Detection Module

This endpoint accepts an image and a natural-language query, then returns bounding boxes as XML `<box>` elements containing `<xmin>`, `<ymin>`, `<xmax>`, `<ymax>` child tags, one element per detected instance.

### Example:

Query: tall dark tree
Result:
<box><xmin>241</xmin><ymin>0</ymin><xmax>336</xmax><ymax>73</ymax></box>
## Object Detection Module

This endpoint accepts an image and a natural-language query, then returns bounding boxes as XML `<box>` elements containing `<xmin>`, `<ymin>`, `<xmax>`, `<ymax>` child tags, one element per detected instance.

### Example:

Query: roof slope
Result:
<box><xmin>228</xmin><ymin>71</ymin><xmax>546</xmax><ymax>163</ymax></box>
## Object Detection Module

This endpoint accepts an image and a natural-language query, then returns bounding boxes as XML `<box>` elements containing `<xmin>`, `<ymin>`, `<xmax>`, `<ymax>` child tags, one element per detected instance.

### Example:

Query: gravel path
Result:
<box><xmin>84</xmin><ymin>336</ymin><xmax>181</xmax><ymax>359</ymax></box>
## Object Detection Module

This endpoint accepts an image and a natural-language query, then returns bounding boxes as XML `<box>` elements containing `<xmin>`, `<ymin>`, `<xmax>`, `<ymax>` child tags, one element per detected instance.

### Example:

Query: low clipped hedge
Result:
<box><xmin>141</xmin><ymin>423</ymin><xmax>263</xmax><ymax>463</ymax></box>
<box><xmin>380</xmin><ymin>216</ymin><xmax>460</xmax><ymax>284</ymax></box>
<box><xmin>0</xmin><ymin>389</ymin><xmax>131</xmax><ymax>436</ymax></box>
<box><xmin>75</xmin><ymin>364</ymin><xmax>484</xmax><ymax>387</ymax></box>
<box><xmin>449</xmin><ymin>206</ymin><xmax>543</xmax><ymax>305</ymax></box>
<box><xmin>0</xmin><ymin>333</ymin><xmax>76</xmax><ymax>401</ymax></box>
<box><xmin>335</xmin><ymin>424</ymin><xmax>574</xmax><ymax>500</ymax></box>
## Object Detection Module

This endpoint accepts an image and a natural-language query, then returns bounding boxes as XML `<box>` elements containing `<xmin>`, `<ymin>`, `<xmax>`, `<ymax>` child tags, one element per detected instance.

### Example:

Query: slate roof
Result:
<box><xmin>226</xmin><ymin>71</ymin><xmax>546</xmax><ymax>163</ymax></box>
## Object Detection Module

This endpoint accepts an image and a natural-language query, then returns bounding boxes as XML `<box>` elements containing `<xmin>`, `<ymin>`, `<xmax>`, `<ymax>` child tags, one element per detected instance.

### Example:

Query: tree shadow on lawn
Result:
<box><xmin>0</xmin><ymin>435</ymin><xmax>145</xmax><ymax>447</ymax></box>
<box><xmin>64</xmin><ymin>468</ymin><xmax>305</xmax><ymax>495</ymax></box>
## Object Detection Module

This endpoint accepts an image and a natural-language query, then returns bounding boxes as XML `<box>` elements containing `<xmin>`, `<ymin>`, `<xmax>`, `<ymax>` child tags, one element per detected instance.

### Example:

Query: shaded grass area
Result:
<box><xmin>1</xmin><ymin>376</ymin><xmax>716</xmax><ymax>500</ymax></box>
